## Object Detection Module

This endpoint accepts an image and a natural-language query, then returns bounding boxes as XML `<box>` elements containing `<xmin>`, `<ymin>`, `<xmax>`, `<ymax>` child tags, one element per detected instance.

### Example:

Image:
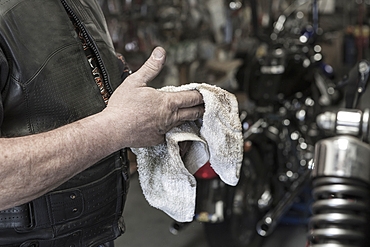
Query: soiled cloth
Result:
<box><xmin>131</xmin><ymin>83</ymin><xmax>243</xmax><ymax>222</ymax></box>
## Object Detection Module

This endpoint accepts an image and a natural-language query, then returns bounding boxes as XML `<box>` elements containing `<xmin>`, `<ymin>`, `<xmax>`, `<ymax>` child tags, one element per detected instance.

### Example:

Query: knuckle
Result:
<box><xmin>164</xmin><ymin>95</ymin><xmax>178</xmax><ymax>112</ymax></box>
<box><xmin>191</xmin><ymin>91</ymin><xmax>204</xmax><ymax>104</ymax></box>
<box><xmin>191</xmin><ymin>111</ymin><xmax>200</xmax><ymax>120</ymax></box>
<box><xmin>158</xmin><ymin>128</ymin><xmax>166</xmax><ymax>134</ymax></box>
<box><xmin>144</xmin><ymin>60</ymin><xmax>160</xmax><ymax>73</ymax></box>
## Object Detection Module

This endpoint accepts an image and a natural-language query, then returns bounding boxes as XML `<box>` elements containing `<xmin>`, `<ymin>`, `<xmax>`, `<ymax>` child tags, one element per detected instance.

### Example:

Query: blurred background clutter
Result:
<box><xmin>97</xmin><ymin>0</ymin><xmax>365</xmax><ymax>91</ymax></box>
<box><xmin>96</xmin><ymin>0</ymin><xmax>370</xmax><ymax>246</ymax></box>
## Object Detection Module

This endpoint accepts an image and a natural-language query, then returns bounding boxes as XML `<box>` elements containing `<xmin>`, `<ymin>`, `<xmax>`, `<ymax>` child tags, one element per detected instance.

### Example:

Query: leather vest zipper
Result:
<box><xmin>60</xmin><ymin>0</ymin><xmax>113</xmax><ymax>98</ymax></box>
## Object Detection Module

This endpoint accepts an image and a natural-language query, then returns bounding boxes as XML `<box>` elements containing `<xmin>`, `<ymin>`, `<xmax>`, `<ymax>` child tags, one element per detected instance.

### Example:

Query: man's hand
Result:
<box><xmin>103</xmin><ymin>47</ymin><xmax>205</xmax><ymax>148</ymax></box>
<box><xmin>0</xmin><ymin>47</ymin><xmax>205</xmax><ymax>210</ymax></box>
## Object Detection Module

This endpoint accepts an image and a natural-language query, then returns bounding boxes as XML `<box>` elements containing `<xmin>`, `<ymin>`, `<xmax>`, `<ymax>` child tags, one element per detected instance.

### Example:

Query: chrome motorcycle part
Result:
<box><xmin>308</xmin><ymin>136</ymin><xmax>370</xmax><ymax>247</ymax></box>
<box><xmin>243</xmin><ymin>118</ymin><xmax>265</xmax><ymax>140</ymax></box>
<box><xmin>361</xmin><ymin>108</ymin><xmax>370</xmax><ymax>143</ymax></box>
<box><xmin>316</xmin><ymin>109</ymin><xmax>370</xmax><ymax>142</ymax></box>
<box><xmin>312</xmin><ymin>135</ymin><xmax>370</xmax><ymax>182</ymax></box>
<box><xmin>308</xmin><ymin>177</ymin><xmax>369</xmax><ymax>247</ymax></box>
<box><xmin>357</xmin><ymin>60</ymin><xmax>370</xmax><ymax>94</ymax></box>
<box><xmin>340</xmin><ymin>60</ymin><xmax>370</xmax><ymax>109</ymax></box>
<box><xmin>257</xmin><ymin>190</ymin><xmax>272</xmax><ymax>209</ymax></box>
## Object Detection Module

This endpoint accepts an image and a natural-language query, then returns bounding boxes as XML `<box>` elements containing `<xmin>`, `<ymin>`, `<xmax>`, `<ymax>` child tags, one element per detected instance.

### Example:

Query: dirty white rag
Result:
<box><xmin>131</xmin><ymin>83</ymin><xmax>243</xmax><ymax>222</ymax></box>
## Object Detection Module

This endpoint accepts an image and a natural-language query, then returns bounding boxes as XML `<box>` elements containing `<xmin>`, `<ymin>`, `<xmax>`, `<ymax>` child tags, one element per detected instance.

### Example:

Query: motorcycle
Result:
<box><xmin>170</xmin><ymin>2</ymin><xmax>342</xmax><ymax>246</ymax></box>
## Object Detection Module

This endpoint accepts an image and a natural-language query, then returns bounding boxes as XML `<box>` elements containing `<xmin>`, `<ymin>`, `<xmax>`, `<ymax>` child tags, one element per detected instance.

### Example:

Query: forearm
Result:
<box><xmin>0</xmin><ymin>111</ymin><xmax>120</xmax><ymax>210</ymax></box>
<box><xmin>0</xmin><ymin>47</ymin><xmax>205</xmax><ymax>211</ymax></box>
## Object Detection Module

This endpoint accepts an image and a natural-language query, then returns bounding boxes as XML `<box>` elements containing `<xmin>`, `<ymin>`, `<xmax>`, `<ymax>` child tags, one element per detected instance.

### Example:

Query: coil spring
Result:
<box><xmin>308</xmin><ymin>177</ymin><xmax>370</xmax><ymax>247</ymax></box>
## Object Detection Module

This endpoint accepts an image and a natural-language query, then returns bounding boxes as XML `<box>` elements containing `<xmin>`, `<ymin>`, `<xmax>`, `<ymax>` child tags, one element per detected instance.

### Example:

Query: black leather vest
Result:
<box><xmin>0</xmin><ymin>0</ymin><xmax>129</xmax><ymax>246</ymax></box>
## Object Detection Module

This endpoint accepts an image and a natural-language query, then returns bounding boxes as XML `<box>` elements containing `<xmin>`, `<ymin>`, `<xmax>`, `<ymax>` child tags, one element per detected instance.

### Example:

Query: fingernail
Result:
<box><xmin>153</xmin><ymin>48</ymin><xmax>164</xmax><ymax>60</ymax></box>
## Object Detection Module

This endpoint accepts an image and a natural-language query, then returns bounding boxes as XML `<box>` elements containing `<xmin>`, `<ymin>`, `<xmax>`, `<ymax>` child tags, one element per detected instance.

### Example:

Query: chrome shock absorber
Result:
<box><xmin>308</xmin><ymin>109</ymin><xmax>370</xmax><ymax>247</ymax></box>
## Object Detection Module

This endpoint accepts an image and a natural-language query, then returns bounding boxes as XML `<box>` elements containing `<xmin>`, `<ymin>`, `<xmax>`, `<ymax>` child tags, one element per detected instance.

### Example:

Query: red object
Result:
<box><xmin>194</xmin><ymin>161</ymin><xmax>218</xmax><ymax>179</ymax></box>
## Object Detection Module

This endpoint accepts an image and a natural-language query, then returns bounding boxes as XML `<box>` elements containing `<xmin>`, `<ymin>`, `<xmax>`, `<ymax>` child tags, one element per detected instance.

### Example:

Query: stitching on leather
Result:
<box><xmin>23</xmin><ymin>43</ymin><xmax>77</xmax><ymax>86</ymax></box>
<box><xmin>0</xmin><ymin>0</ymin><xmax>23</xmax><ymax>17</ymax></box>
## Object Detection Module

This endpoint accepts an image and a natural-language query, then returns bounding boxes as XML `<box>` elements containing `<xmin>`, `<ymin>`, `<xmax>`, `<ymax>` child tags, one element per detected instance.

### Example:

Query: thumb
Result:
<box><xmin>127</xmin><ymin>47</ymin><xmax>166</xmax><ymax>87</ymax></box>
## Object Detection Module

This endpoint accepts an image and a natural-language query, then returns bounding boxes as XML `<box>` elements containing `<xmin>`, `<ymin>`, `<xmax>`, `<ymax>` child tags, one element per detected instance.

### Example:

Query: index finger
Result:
<box><xmin>170</xmin><ymin>90</ymin><xmax>204</xmax><ymax>108</ymax></box>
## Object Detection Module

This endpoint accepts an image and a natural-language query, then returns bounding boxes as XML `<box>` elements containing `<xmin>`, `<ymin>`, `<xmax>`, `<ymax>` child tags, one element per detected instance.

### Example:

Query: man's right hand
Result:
<box><xmin>0</xmin><ymin>48</ymin><xmax>205</xmax><ymax>211</ymax></box>
<box><xmin>103</xmin><ymin>47</ymin><xmax>205</xmax><ymax>148</ymax></box>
